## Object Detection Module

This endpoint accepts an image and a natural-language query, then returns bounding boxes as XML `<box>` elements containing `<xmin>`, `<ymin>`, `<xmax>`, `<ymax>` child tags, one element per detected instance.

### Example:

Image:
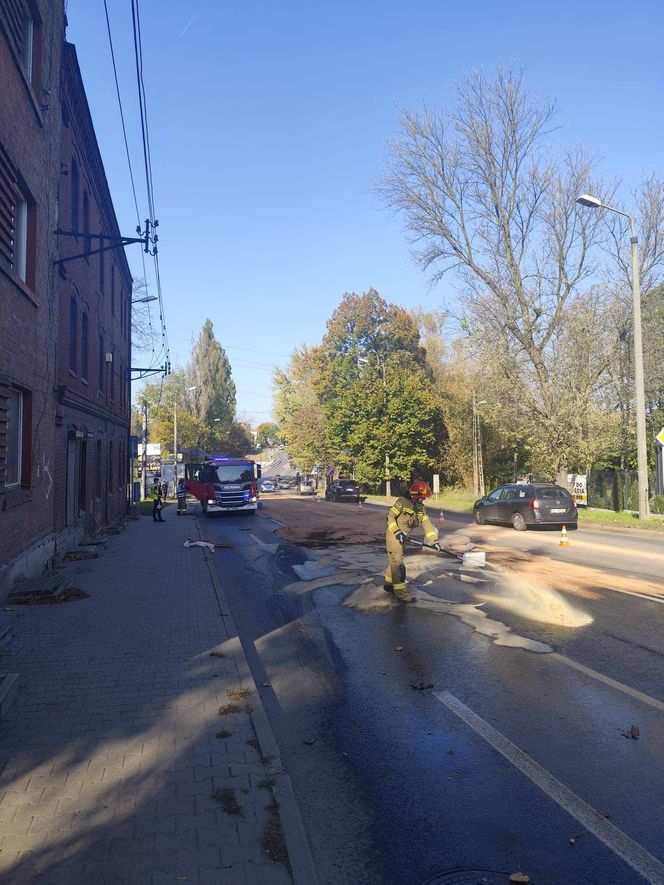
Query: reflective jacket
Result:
<box><xmin>387</xmin><ymin>496</ymin><xmax>438</xmax><ymax>543</ymax></box>
<box><xmin>150</xmin><ymin>484</ymin><xmax>162</xmax><ymax>501</ymax></box>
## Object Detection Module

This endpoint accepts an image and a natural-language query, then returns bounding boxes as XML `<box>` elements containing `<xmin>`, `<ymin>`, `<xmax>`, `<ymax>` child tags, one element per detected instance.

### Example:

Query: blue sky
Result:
<box><xmin>65</xmin><ymin>0</ymin><xmax>664</xmax><ymax>423</ymax></box>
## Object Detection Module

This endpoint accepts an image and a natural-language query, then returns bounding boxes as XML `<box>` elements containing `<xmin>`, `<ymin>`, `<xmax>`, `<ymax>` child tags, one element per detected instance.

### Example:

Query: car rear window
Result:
<box><xmin>537</xmin><ymin>486</ymin><xmax>572</xmax><ymax>499</ymax></box>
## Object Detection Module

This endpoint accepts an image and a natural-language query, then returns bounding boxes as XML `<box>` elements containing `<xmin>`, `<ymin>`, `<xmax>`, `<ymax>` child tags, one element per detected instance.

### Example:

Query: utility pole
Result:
<box><xmin>141</xmin><ymin>399</ymin><xmax>148</xmax><ymax>501</ymax></box>
<box><xmin>173</xmin><ymin>400</ymin><xmax>178</xmax><ymax>487</ymax></box>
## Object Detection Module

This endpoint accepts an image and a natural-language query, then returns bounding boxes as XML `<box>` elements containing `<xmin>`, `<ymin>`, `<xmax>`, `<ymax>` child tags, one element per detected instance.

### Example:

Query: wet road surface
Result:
<box><xmin>199</xmin><ymin>503</ymin><xmax>664</xmax><ymax>885</ymax></box>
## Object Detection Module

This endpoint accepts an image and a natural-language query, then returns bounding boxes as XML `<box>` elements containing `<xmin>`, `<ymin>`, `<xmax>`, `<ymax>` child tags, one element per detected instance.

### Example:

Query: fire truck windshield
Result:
<box><xmin>203</xmin><ymin>464</ymin><xmax>253</xmax><ymax>484</ymax></box>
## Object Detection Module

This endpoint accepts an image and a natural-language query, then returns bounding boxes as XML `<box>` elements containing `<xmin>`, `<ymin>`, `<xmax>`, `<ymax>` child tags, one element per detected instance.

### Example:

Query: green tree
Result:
<box><xmin>318</xmin><ymin>289</ymin><xmax>446</xmax><ymax>487</ymax></box>
<box><xmin>188</xmin><ymin>320</ymin><xmax>236</xmax><ymax>432</ymax></box>
<box><xmin>256</xmin><ymin>422</ymin><xmax>283</xmax><ymax>448</ymax></box>
<box><xmin>273</xmin><ymin>346</ymin><xmax>331</xmax><ymax>472</ymax></box>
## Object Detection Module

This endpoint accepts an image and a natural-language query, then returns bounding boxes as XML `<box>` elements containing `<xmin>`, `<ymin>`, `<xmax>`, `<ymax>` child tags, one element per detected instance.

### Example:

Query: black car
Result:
<box><xmin>325</xmin><ymin>478</ymin><xmax>361</xmax><ymax>503</ymax></box>
<box><xmin>473</xmin><ymin>482</ymin><xmax>578</xmax><ymax>531</ymax></box>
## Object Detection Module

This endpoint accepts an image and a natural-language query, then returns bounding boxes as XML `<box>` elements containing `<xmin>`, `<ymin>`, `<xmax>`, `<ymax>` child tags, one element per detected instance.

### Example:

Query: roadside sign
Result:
<box><xmin>432</xmin><ymin>474</ymin><xmax>440</xmax><ymax>494</ymax></box>
<box><xmin>656</xmin><ymin>427</ymin><xmax>664</xmax><ymax>447</ymax></box>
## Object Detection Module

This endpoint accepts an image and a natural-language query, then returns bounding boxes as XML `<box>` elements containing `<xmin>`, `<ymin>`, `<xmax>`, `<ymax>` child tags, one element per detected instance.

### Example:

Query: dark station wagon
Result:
<box><xmin>325</xmin><ymin>478</ymin><xmax>361</xmax><ymax>503</ymax></box>
<box><xmin>473</xmin><ymin>483</ymin><xmax>578</xmax><ymax>531</ymax></box>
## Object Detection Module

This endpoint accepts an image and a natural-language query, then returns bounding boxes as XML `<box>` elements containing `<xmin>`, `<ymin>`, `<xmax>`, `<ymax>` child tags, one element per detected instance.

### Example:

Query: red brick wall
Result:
<box><xmin>0</xmin><ymin>1</ymin><xmax>65</xmax><ymax>576</ymax></box>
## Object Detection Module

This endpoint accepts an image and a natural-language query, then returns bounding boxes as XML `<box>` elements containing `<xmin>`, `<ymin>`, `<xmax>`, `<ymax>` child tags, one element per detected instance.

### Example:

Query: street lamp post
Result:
<box><xmin>576</xmin><ymin>194</ymin><xmax>650</xmax><ymax>519</ymax></box>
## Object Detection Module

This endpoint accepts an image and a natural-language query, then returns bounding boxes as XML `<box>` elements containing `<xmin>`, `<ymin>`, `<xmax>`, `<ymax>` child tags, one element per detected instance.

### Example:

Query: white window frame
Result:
<box><xmin>14</xmin><ymin>193</ymin><xmax>28</xmax><ymax>281</ymax></box>
<box><xmin>6</xmin><ymin>388</ymin><xmax>23</xmax><ymax>487</ymax></box>
<box><xmin>21</xmin><ymin>12</ymin><xmax>34</xmax><ymax>83</ymax></box>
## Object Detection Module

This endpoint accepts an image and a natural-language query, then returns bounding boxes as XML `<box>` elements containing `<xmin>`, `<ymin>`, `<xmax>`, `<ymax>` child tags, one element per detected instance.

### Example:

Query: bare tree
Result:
<box><xmin>380</xmin><ymin>66</ymin><xmax>615</xmax><ymax>475</ymax></box>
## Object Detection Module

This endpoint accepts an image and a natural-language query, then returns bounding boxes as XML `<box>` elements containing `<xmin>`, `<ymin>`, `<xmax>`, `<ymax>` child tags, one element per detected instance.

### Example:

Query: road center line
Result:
<box><xmin>549</xmin><ymin>654</ymin><xmax>664</xmax><ymax>712</ymax></box>
<box><xmin>434</xmin><ymin>691</ymin><xmax>664</xmax><ymax>885</ymax></box>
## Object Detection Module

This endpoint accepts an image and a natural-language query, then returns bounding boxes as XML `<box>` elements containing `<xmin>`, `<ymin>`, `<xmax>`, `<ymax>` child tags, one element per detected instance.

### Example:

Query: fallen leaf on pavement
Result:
<box><xmin>410</xmin><ymin>682</ymin><xmax>434</xmax><ymax>691</ymax></box>
<box><xmin>510</xmin><ymin>874</ymin><xmax>530</xmax><ymax>884</ymax></box>
<box><xmin>394</xmin><ymin>645</ymin><xmax>403</xmax><ymax>652</ymax></box>
<box><xmin>621</xmin><ymin>724</ymin><xmax>640</xmax><ymax>739</ymax></box>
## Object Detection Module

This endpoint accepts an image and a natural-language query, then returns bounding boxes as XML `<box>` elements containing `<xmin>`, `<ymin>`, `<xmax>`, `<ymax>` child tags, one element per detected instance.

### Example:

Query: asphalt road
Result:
<box><xmin>200</xmin><ymin>501</ymin><xmax>664</xmax><ymax>885</ymax></box>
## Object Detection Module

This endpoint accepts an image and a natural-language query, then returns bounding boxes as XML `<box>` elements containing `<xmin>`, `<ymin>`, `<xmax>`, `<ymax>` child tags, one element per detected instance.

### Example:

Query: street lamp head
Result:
<box><xmin>576</xmin><ymin>193</ymin><xmax>603</xmax><ymax>210</ymax></box>
<box><xmin>131</xmin><ymin>294</ymin><xmax>158</xmax><ymax>304</ymax></box>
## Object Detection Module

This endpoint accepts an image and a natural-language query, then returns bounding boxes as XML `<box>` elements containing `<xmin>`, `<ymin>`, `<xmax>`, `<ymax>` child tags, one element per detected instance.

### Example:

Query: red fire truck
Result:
<box><xmin>184</xmin><ymin>456</ymin><xmax>262</xmax><ymax>515</ymax></box>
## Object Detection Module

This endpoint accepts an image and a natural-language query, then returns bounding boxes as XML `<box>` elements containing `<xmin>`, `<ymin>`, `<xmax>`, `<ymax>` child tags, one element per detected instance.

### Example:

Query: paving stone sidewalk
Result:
<box><xmin>0</xmin><ymin>506</ymin><xmax>298</xmax><ymax>885</ymax></box>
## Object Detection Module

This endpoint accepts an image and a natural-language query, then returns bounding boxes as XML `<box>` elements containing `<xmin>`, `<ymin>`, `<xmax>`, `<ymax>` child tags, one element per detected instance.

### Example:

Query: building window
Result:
<box><xmin>69</xmin><ymin>296</ymin><xmax>78</xmax><ymax>374</ymax></box>
<box><xmin>82</xmin><ymin>190</ymin><xmax>90</xmax><ymax>258</ymax></box>
<box><xmin>3</xmin><ymin>385</ymin><xmax>31</xmax><ymax>490</ymax></box>
<box><xmin>99</xmin><ymin>246</ymin><xmax>104</xmax><ymax>292</ymax></box>
<box><xmin>71</xmin><ymin>157</ymin><xmax>79</xmax><ymax>232</ymax></box>
<box><xmin>95</xmin><ymin>439</ymin><xmax>102</xmax><ymax>498</ymax></box>
<box><xmin>78</xmin><ymin>440</ymin><xmax>87</xmax><ymax>513</ymax></box>
<box><xmin>81</xmin><ymin>312</ymin><xmax>89</xmax><ymax>380</ymax></box>
<box><xmin>111</xmin><ymin>265</ymin><xmax>115</xmax><ymax>314</ymax></box>
<box><xmin>108</xmin><ymin>440</ymin><xmax>113</xmax><ymax>490</ymax></box>
<box><xmin>98</xmin><ymin>335</ymin><xmax>104</xmax><ymax>395</ymax></box>
<box><xmin>6</xmin><ymin>388</ymin><xmax>23</xmax><ymax>486</ymax></box>
<box><xmin>0</xmin><ymin>143</ymin><xmax>36</xmax><ymax>289</ymax></box>
<box><xmin>1</xmin><ymin>2</ymin><xmax>41</xmax><ymax>91</ymax></box>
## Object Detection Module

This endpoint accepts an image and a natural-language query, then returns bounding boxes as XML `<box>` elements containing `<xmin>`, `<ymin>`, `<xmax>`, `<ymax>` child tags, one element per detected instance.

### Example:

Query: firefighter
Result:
<box><xmin>384</xmin><ymin>480</ymin><xmax>442</xmax><ymax>602</ymax></box>
<box><xmin>176</xmin><ymin>478</ymin><xmax>187</xmax><ymax>515</ymax></box>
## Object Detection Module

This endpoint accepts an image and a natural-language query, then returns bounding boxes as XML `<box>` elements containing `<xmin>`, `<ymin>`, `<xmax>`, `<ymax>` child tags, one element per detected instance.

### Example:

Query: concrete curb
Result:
<box><xmin>196</xmin><ymin>518</ymin><xmax>319</xmax><ymax>885</ymax></box>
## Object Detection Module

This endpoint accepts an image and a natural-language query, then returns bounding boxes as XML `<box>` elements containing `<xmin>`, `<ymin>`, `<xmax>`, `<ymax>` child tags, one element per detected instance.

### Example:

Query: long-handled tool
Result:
<box><xmin>406</xmin><ymin>537</ymin><xmax>485</xmax><ymax>567</ymax></box>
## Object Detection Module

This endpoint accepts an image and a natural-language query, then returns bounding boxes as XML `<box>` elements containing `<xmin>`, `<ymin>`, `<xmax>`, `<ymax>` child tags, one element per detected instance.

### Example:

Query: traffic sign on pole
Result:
<box><xmin>656</xmin><ymin>427</ymin><xmax>664</xmax><ymax>447</ymax></box>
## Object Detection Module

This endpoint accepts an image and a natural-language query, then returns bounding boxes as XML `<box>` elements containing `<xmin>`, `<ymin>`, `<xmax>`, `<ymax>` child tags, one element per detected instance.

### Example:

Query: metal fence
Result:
<box><xmin>587</xmin><ymin>468</ymin><xmax>639</xmax><ymax>512</ymax></box>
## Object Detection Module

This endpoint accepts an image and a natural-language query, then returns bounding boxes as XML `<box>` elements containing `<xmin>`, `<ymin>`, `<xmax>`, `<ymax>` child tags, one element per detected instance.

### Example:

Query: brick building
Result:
<box><xmin>0</xmin><ymin>1</ymin><xmax>132</xmax><ymax>591</ymax></box>
<box><xmin>0</xmin><ymin>1</ymin><xmax>65</xmax><ymax>589</ymax></box>
<box><xmin>54</xmin><ymin>42</ymin><xmax>132</xmax><ymax>550</ymax></box>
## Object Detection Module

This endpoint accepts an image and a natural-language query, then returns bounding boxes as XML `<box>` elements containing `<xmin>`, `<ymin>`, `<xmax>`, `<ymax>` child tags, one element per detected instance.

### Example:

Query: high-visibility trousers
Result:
<box><xmin>385</xmin><ymin>529</ymin><xmax>406</xmax><ymax>590</ymax></box>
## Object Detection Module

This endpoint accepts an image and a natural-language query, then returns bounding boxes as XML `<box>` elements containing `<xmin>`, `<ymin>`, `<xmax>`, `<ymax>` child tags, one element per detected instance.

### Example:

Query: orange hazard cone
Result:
<box><xmin>559</xmin><ymin>525</ymin><xmax>569</xmax><ymax>547</ymax></box>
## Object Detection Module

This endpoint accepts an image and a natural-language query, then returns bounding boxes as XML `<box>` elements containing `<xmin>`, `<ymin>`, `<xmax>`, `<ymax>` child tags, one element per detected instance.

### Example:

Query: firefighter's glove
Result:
<box><xmin>432</xmin><ymin>542</ymin><xmax>442</xmax><ymax>552</ymax></box>
<box><xmin>395</xmin><ymin>532</ymin><xmax>406</xmax><ymax>545</ymax></box>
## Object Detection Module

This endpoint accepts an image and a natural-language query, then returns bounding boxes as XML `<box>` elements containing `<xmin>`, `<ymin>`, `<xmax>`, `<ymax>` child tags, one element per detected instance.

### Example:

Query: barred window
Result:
<box><xmin>1</xmin><ymin>1</ymin><xmax>41</xmax><ymax>89</ymax></box>
<box><xmin>0</xmin><ymin>142</ymin><xmax>35</xmax><ymax>288</ymax></box>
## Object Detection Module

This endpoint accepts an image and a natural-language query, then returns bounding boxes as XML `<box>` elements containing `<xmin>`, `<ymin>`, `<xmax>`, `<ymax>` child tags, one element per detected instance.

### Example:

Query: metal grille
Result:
<box><xmin>0</xmin><ymin>0</ymin><xmax>26</xmax><ymax>60</ymax></box>
<box><xmin>215</xmin><ymin>490</ymin><xmax>248</xmax><ymax>509</ymax></box>
<box><xmin>0</xmin><ymin>142</ymin><xmax>17</xmax><ymax>271</ymax></box>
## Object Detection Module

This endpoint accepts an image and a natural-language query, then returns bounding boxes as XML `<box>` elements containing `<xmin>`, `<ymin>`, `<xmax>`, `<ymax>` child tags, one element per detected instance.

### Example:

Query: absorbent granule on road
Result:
<box><xmin>478</xmin><ymin>572</ymin><xmax>594</xmax><ymax>628</ymax></box>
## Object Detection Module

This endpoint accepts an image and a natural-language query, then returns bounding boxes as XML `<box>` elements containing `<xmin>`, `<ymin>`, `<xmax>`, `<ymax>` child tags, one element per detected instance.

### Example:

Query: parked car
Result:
<box><xmin>278</xmin><ymin>477</ymin><xmax>296</xmax><ymax>490</ymax></box>
<box><xmin>260</xmin><ymin>479</ymin><xmax>277</xmax><ymax>493</ymax></box>
<box><xmin>297</xmin><ymin>480</ymin><xmax>316</xmax><ymax>496</ymax></box>
<box><xmin>473</xmin><ymin>482</ymin><xmax>578</xmax><ymax>531</ymax></box>
<box><xmin>325</xmin><ymin>478</ymin><xmax>361</xmax><ymax>503</ymax></box>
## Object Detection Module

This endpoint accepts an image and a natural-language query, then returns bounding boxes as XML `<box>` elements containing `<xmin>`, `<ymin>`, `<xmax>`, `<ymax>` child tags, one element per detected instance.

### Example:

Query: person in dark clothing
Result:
<box><xmin>151</xmin><ymin>480</ymin><xmax>164</xmax><ymax>522</ymax></box>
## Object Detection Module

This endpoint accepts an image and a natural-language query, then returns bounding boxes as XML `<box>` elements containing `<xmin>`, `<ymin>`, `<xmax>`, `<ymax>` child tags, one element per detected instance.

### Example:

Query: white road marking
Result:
<box><xmin>550</xmin><ymin>654</ymin><xmax>664</xmax><ymax>712</ymax></box>
<box><xmin>597</xmin><ymin>585</ymin><xmax>664</xmax><ymax>604</ymax></box>
<box><xmin>249</xmin><ymin>534</ymin><xmax>267</xmax><ymax>546</ymax></box>
<box><xmin>434</xmin><ymin>691</ymin><xmax>664</xmax><ymax>885</ymax></box>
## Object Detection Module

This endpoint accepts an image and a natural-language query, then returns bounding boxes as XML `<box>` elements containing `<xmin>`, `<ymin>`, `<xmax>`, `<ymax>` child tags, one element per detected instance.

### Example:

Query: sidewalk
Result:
<box><xmin>0</xmin><ymin>505</ymin><xmax>314</xmax><ymax>885</ymax></box>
